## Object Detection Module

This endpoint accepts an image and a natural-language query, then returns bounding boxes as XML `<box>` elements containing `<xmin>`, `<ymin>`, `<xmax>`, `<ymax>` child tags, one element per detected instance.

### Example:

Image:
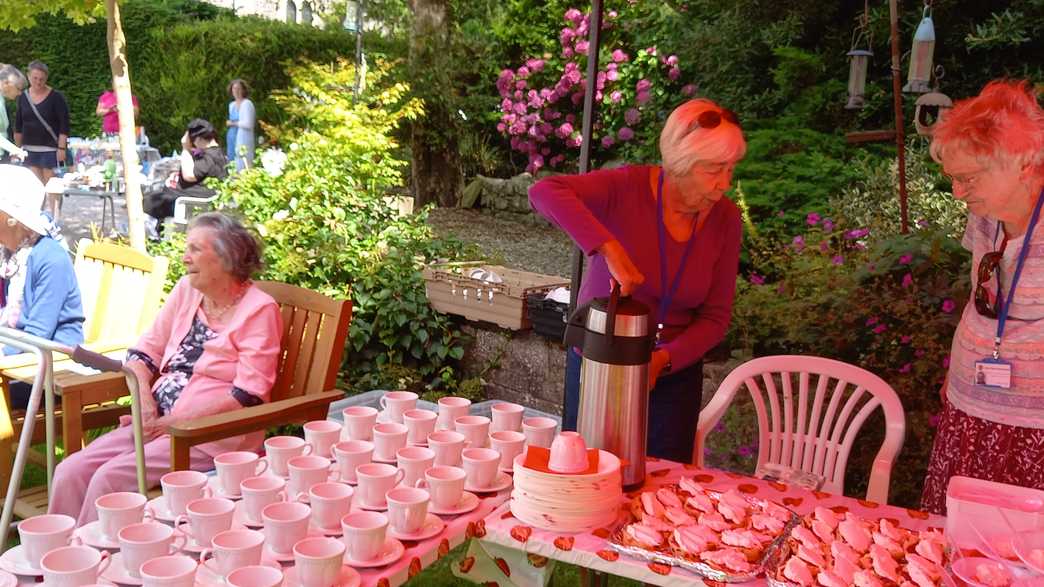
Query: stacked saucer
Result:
<box><xmin>509</xmin><ymin>449</ymin><xmax>623</xmax><ymax>533</ymax></box>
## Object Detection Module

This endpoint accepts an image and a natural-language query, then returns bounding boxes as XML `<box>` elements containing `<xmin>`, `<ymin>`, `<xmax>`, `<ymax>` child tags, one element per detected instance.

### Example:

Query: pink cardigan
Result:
<box><xmin>132</xmin><ymin>277</ymin><xmax>283</xmax><ymax>456</ymax></box>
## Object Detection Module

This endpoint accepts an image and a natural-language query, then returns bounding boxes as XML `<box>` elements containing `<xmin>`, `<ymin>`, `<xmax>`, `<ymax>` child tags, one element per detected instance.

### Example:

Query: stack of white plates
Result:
<box><xmin>509</xmin><ymin>449</ymin><xmax>623</xmax><ymax>533</ymax></box>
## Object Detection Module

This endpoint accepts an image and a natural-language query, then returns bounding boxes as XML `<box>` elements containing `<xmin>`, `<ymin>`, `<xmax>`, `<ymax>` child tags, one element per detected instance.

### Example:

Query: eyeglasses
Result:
<box><xmin>974</xmin><ymin>250</ymin><xmax>1003</xmax><ymax>319</ymax></box>
<box><xmin>687</xmin><ymin>109</ymin><xmax>741</xmax><ymax>134</ymax></box>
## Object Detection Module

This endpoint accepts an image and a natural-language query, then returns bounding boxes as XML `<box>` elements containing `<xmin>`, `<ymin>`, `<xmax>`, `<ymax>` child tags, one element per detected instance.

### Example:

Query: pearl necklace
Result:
<box><xmin>203</xmin><ymin>282</ymin><xmax>250</xmax><ymax>322</ymax></box>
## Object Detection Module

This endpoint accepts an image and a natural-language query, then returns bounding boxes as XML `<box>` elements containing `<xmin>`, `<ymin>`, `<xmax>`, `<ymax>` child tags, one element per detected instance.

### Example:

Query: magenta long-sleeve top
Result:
<box><xmin>529</xmin><ymin>164</ymin><xmax>742</xmax><ymax>370</ymax></box>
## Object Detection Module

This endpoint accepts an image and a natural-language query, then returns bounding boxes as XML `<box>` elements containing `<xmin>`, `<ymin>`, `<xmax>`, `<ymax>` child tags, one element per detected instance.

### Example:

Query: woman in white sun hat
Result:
<box><xmin>0</xmin><ymin>164</ymin><xmax>83</xmax><ymax>408</ymax></box>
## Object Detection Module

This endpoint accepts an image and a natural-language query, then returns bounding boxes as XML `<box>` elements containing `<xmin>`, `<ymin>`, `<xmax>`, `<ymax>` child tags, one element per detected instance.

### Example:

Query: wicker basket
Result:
<box><xmin>422</xmin><ymin>263</ymin><xmax>569</xmax><ymax>330</ymax></box>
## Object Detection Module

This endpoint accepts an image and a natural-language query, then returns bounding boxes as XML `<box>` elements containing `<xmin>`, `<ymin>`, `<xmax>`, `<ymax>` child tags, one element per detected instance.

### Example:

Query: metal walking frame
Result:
<box><xmin>0</xmin><ymin>327</ymin><xmax>146</xmax><ymax>550</ymax></box>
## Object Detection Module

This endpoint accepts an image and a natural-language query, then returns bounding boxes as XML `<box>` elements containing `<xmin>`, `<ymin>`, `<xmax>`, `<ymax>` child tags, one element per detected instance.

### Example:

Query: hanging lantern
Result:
<box><xmin>846</xmin><ymin>49</ymin><xmax>874</xmax><ymax>109</ymax></box>
<box><xmin>903</xmin><ymin>5</ymin><xmax>936</xmax><ymax>93</ymax></box>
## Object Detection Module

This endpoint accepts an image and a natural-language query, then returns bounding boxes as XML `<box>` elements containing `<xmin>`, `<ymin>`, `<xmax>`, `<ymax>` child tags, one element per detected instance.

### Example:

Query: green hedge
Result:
<box><xmin>0</xmin><ymin>0</ymin><xmax>355</xmax><ymax>152</ymax></box>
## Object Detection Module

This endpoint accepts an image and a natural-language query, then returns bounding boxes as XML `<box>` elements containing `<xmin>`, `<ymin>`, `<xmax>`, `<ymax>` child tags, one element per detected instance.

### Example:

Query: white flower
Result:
<box><xmin>260</xmin><ymin>148</ymin><xmax>288</xmax><ymax>177</ymax></box>
<box><xmin>272</xmin><ymin>210</ymin><xmax>290</xmax><ymax>221</ymax></box>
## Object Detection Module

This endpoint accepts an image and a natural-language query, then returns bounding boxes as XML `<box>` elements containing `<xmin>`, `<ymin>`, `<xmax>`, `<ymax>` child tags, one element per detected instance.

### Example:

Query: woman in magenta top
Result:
<box><xmin>50</xmin><ymin>212</ymin><xmax>283</xmax><ymax>524</ymax></box>
<box><xmin>95</xmin><ymin>84</ymin><xmax>139</xmax><ymax>136</ymax></box>
<box><xmin>530</xmin><ymin>98</ymin><xmax>746</xmax><ymax>462</ymax></box>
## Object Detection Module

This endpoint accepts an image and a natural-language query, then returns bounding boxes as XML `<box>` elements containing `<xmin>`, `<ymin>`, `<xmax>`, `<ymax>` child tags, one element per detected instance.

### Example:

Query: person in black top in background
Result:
<box><xmin>144</xmin><ymin>118</ymin><xmax>228</xmax><ymax>236</ymax></box>
<box><xmin>13</xmin><ymin>61</ymin><xmax>69</xmax><ymax>217</ymax></box>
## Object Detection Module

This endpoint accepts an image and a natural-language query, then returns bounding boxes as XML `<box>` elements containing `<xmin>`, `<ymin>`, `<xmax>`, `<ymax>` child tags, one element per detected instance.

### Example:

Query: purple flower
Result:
<box><xmin>899</xmin><ymin>254</ymin><xmax>913</xmax><ymax>265</ymax></box>
<box><xmin>607</xmin><ymin>10</ymin><xmax>618</xmax><ymax>18</ymax></box>
<box><xmin>517</xmin><ymin>65</ymin><xmax>531</xmax><ymax>79</ymax></box>
<box><xmin>899</xmin><ymin>363</ymin><xmax>912</xmax><ymax>374</ymax></box>
<box><xmin>665</xmin><ymin>55</ymin><xmax>679</xmax><ymax>66</ymax></box>
<box><xmin>636</xmin><ymin>91</ymin><xmax>652</xmax><ymax>105</ymax></box>
<box><xmin>832</xmin><ymin>255</ymin><xmax>844</xmax><ymax>265</ymax></box>
<box><xmin>636</xmin><ymin>79</ymin><xmax>652</xmax><ymax>93</ymax></box>
<box><xmin>668</xmin><ymin>67</ymin><xmax>681</xmax><ymax>81</ymax></box>
<box><xmin>645</xmin><ymin>46</ymin><xmax>658</xmax><ymax>56</ymax></box>
<box><xmin>942</xmin><ymin>299</ymin><xmax>956</xmax><ymax>313</ymax></box>
<box><xmin>611</xmin><ymin>49</ymin><xmax>628</xmax><ymax>63</ymax></box>
<box><xmin>777</xmin><ymin>210</ymin><xmax>785</xmax><ymax>218</ymax></box>
<box><xmin>564</xmin><ymin>8</ymin><xmax>583</xmax><ymax>25</ymax></box>
<box><xmin>562</xmin><ymin>47</ymin><xmax>574</xmax><ymax>58</ymax></box>
<box><xmin>737</xmin><ymin>445</ymin><xmax>754</xmax><ymax>458</ymax></box>
<box><xmin>624</xmin><ymin>108</ymin><xmax>641</xmax><ymax>126</ymax></box>
<box><xmin>556</xmin><ymin>122</ymin><xmax>574</xmax><ymax>138</ymax></box>
<box><xmin>844</xmin><ymin>228</ymin><xmax>870</xmax><ymax>240</ymax></box>
<box><xmin>902</xmin><ymin>273</ymin><xmax>914</xmax><ymax>288</ymax></box>
<box><xmin>819</xmin><ymin>240</ymin><xmax>830</xmax><ymax>253</ymax></box>
<box><xmin>496</xmin><ymin>122</ymin><xmax>506</xmax><ymax>133</ymax></box>
<box><xmin>609</xmin><ymin>91</ymin><xmax>623</xmax><ymax>104</ymax></box>
<box><xmin>823</xmin><ymin>219</ymin><xmax>835</xmax><ymax>232</ymax></box>
<box><xmin>606</xmin><ymin>69</ymin><xmax>619</xmax><ymax>81</ymax></box>
<box><xmin>806</xmin><ymin>212</ymin><xmax>821</xmax><ymax>226</ymax></box>
<box><xmin>792</xmin><ymin>235</ymin><xmax>805</xmax><ymax>251</ymax></box>
<box><xmin>915</xmin><ymin>349</ymin><xmax>926</xmax><ymax>358</ymax></box>
<box><xmin>575</xmin><ymin>40</ymin><xmax>589</xmax><ymax>55</ymax></box>
<box><xmin>900</xmin><ymin>335</ymin><xmax>912</xmax><ymax>344</ymax></box>
<box><xmin>873</xmin><ymin>324</ymin><xmax>888</xmax><ymax>334</ymax></box>
<box><xmin>526</xmin><ymin>59</ymin><xmax>545</xmax><ymax>73</ymax></box>
<box><xmin>601</xmin><ymin>135</ymin><xmax>615</xmax><ymax>148</ymax></box>
<box><xmin>560</xmin><ymin>28</ymin><xmax>575</xmax><ymax>45</ymax></box>
<box><xmin>866</xmin><ymin>316</ymin><xmax>878</xmax><ymax>326</ymax></box>
<box><xmin>917</xmin><ymin>219</ymin><xmax>930</xmax><ymax>228</ymax></box>
<box><xmin>617</xmin><ymin>127</ymin><xmax>635</xmax><ymax>141</ymax></box>
<box><xmin>681</xmin><ymin>84</ymin><xmax>697</xmax><ymax>96</ymax></box>
<box><xmin>942</xmin><ymin>356</ymin><xmax>950</xmax><ymax>368</ymax></box>
<box><xmin>928</xmin><ymin>413</ymin><xmax>941</xmax><ymax>428</ymax></box>
<box><xmin>750</xmin><ymin>273</ymin><xmax>766</xmax><ymax>285</ymax></box>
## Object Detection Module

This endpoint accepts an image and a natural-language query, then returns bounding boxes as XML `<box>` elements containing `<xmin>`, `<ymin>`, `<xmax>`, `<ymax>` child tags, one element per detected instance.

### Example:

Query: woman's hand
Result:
<box><xmin>597</xmin><ymin>239</ymin><xmax>644</xmax><ymax>296</ymax></box>
<box><xmin>180</xmin><ymin>132</ymin><xmax>192</xmax><ymax>150</ymax></box>
<box><xmin>649</xmin><ymin>349</ymin><xmax>670</xmax><ymax>389</ymax></box>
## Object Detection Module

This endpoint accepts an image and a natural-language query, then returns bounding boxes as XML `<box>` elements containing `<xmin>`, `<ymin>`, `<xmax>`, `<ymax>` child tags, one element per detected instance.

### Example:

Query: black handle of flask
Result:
<box><xmin>563</xmin><ymin>299</ymin><xmax>591</xmax><ymax>348</ymax></box>
<box><xmin>605</xmin><ymin>279</ymin><xmax>621</xmax><ymax>345</ymax></box>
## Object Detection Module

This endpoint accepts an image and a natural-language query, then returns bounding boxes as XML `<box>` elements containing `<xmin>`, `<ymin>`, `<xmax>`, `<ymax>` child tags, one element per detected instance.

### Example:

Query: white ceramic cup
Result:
<box><xmin>490</xmin><ymin>430</ymin><xmax>526</xmax><ymax>471</ymax></box>
<box><xmin>173</xmin><ymin>497</ymin><xmax>235</xmax><ymax>549</ymax></box>
<box><xmin>354</xmin><ymin>463</ymin><xmax>404</xmax><ymax>509</ymax></box>
<box><xmin>331</xmin><ymin>439</ymin><xmax>373</xmax><ymax>484</ymax></box>
<box><xmin>522</xmin><ymin>416</ymin><xmax>558</xmax><ymax>448</ymax></box>
<box><xmin>118</xmin><ymin>522</ymin><xmax>185</xmax><ymax>579</ymax></box>
<box><xmin>261</xmin><ymin>501</ymin><xmax>311</xmax><ymax>556</ymax></box>
<box><xmin>40</xmin><ymin>545</ymin><xmax>109</xmax><ymax>587</ymax></box>
<box><xmin>340</xmin><ymin>511</ymin><xmax>388</xmax><ymax>562</ymax></box>
<box><xmin>372</xmin><ymin>422</ymin><xmax>408</xmax><ymax>462</ymax></box>
<box><xmin>294</xmin><ymin>536</ymin><xmax>346</xmax><ymax>587</ymax></box>
<box><xmin>342</xmin><ymin>406</ymin><xmax>379</xmax><ymax>441</ymax></box>
<box><xmin>427</xmin><ymin>430</ymin><xmax>466</xmax><ymax>467</ymax></box>
<box><xmin>226</xmin><ymin>565</ymin><xmax>284</xmax><ymax>587</ymax></box>
<box><xmin>548</xmin><ymin>431</ymin><xmax>588</xmax><ymax>473</ymax></box>
<box><xmin>379</xmin><ymin>391</ymin><xmax>418</xmax><ymax>423</ymax></box>
<box><xmin>240</xmin><ymin>475</ymin><xmax>286</xmax><ymax>524</ymax></box>
<box><xmin>396</xmin><ymin>446</ymin><xmax>435</xmax><ymax>489</ymax></box>
<box><xmin>490</xmin><ymin>402</ymin><xmax>525</xmax><ymax>433</ymax></box>
<box><xmin>17</xmin><ymin>514</ymin><xmax>78</xmax><ymax>569</ymax></box>
<box><xmin>96</xmin><ymin>491</ymin><xmax>151</xmax><ymax>542</ymax></box>
<box><xmin>160</xmin><ymin>470</ymin><xmax>211</xmax><ymax>516</ymax></box>
<box><xmin>415</xmin><ymin>466</ymin><xmax>466</xmax><ymax>510</ymax></box>
<box><xmin>138</xmin><ymin>554</ymin><xmax>197</xmax><ymax>587</ymax></box>
<box><xmin>462</xmin><ymin>447</ymin><xmax>500</xmax><ymax>489</ymax></box>
<box><xmin>435</xmin><ymin>396</ymin><xmax>471</xmax><ymax>431</ymax></box>
<box><xmin>287</xmin><ymin>455</ymin><xmax>337</xmax><ymax>500</ymax></box>
<box><xmin>385</xmin><ymin>487</ymin><xmax>429</xmax><ymax>535</ymax></box>
<box><xmin>263</xmin><ymin>436</ymin><xmax>313</xmax><ymax>477</ymax></box>
<box><xmin>198</xmin><ymin>528</ymin><xmax>264</xmax><ymax>577</ymax></box>
<box><xmin>308</xmin><ymin>482</ymin><xmax>354</xmax><ymax>531</ymax></box>
<box><xmin>454</xmin><ymin>415</ymin><xmax>491</xmax><ymax>449</ymax></box>
<box><xmin>214</xmin><ymin>451</ymin><xmax>268</xmax><ymax>497</ymax></box>
<box><xmin>304</xmin><ymin>420</ymin><xmax>342</xmax><ymax>459</ymax></box>
<box><xmin>402</xmin><ymin>409</ymin><xmax>438</xmax><ymax>446</ymax></box>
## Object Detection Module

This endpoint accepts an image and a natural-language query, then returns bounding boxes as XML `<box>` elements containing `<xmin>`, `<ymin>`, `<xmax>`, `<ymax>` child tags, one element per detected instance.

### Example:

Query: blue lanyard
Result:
<box><xmin>655</xmin><ymin>170</ymin><xmax>701</xmax><ymax>336</ymax></box>
<box><xmin>993</xmin><ymin>189</ymin><xmax>1044</xmax><ymax>358</ymax></box>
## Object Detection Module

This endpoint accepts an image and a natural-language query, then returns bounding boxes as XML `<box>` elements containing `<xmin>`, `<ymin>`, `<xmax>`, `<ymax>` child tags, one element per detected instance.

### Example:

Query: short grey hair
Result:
<box><xmin>26</xmin><ymin>60</ymin><xmax>48</xmax><ymax>77</ymax></box>
<box><xmin>188</xmin><ymin>212</ymin><xmax>264</xmax><ymax>282</ymax></box>
<box><xmin>0</xmin><ymin>64</ymin><xmax>26</xmax><ymax>90</ymax></box>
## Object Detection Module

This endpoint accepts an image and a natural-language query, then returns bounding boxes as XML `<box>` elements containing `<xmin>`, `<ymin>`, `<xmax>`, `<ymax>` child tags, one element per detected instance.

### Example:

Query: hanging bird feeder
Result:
<box><xmin>903</xmin><ymin>3</ymin><xmax>935</xmax><ymax>93</ymax></box>
<box><xmin>845</xmin><ymin>8</ymin><xmax>874</xmax><ymax>110</ymax></box>
<box><xmin>914</xmin><ymin>67</ymin><xmax>952</xmax><ymax>136</ymax></box>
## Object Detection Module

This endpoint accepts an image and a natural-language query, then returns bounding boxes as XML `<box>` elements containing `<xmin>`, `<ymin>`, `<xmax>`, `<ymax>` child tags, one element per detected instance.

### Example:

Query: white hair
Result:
<box><xmin>659</xmin><ymin>99</ymin><xmax>746</xmax><ymax>178</ymax></box>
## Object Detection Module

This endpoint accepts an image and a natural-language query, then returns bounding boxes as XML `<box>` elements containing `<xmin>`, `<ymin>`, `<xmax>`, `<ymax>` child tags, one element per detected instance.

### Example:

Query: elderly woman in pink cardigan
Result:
<box><xmin>50</xmin><ymin>213</ymin><xmax>282</xmax><ymax>525</ymax></box>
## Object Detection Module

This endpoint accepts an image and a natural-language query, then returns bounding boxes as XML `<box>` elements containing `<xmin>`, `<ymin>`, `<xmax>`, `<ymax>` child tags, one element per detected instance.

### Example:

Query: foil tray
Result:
<box><xmin>607</xmin><ymin>488</ymin><xmax>799</xmax><ymax>583</ymax></box>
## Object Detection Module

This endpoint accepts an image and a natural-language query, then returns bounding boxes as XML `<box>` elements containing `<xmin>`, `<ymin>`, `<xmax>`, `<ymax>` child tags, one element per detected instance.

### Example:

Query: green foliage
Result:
<box><xmin>965</xmin><ymin>7</ymin><xmax>1037</xmax><ymax>51</ymax></box>
<box><xmin>832</xmin><ymin>139</ymin><xmax>967</xmax><ymax>241</ymax></box>
<box><xmin>202</xmin><ymin>59</ymin><xmax>476</xmax><ymax>392</ymax></box>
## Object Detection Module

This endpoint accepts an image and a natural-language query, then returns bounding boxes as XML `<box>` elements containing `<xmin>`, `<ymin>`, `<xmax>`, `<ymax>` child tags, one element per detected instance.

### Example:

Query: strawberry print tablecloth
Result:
<box><xmin>473</xmin><ymin>458</ymin><xmax>944</xmax><ymax>587</ymax></box>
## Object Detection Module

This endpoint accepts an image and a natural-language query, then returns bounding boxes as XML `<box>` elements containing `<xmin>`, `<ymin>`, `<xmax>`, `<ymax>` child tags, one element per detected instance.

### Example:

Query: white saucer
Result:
<box><xmin>205</xmin><ymin>476</ymin><xmax>244</xmax><ymax>501</ymax></box>
<box><xmin>407</xmin><ymin>440</ymin><xmax>428</xmax><ymax>448</ymax></box>
<box><xmin>232</xmin><ymin>500</ymin><xmax>264</xmax><ymax>528</ymax></box>
<box><xmin>372</xmin><ymin>455</ymin><xmax>398</xmax><ymax>464</ymax></box>
<box><xmin>0</xmin><ymin>546</ymin><xmax>42</xmax><ymax>577</ymax></box>
<box><xmin>311</xmin><ymin>522</ymin><xmax>345</xmax><ymax>536</ymax></box>
<box><xmin>429</xmin><ymin>491</ymin><xmax>479</xmax><ymax>516</ymax></box>
<box><xmin>343</xmin><ymin>537</ymin><xmax>404</xmax><ymax>568</ymax></box>
<box><xmin>101</xmin><ymin>553</ymin><xmax>143</xmax><ymax>585</ymax></box>
<box><xmin>283</xmin><ymin>564</ymin><xmax>361</xmax><ymax>587</ymax></box>
<box><xmin>75</xmin><ymin>520</ymin><xmax>121</xmax><ymax>550</ymax></box>
<box><xmin>264</xmin><ymin>530</ymin><xmax>325</xmax><ymax>562</ymax></box>
<box><xmin>146</xmin><ymin>496</ymin><xmax>178</xmax><ymax>523</ymax></box>
<box><xmin>388</xmin><ymin>514</ymin><xmax>445</xmax><ymax>541</ymax></box>
<box><xmin>356</xmin><ymin>499</ymin><xmax>389</xmax><ymax>512</ymax></box>
<box><xmin>464</xmin><ymin>472</ymin><xmax>512</xmax><ymax>494</ymax></box>
<box><xmin>196</xmin><ymin>557</ymin><xmax>282</xmax><ymax>585</ymax></box>
<box><xmin>0</xmin><ymin>569</ymin><xmax>15</xmax><ymax>587</ymax></box>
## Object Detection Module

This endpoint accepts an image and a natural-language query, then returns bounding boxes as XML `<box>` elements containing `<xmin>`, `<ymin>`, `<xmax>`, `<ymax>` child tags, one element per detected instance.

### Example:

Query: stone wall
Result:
<box><xmin>458</xmin><ymin>321</ymin><xmax>735</xmax><ymax>414</ymax></box>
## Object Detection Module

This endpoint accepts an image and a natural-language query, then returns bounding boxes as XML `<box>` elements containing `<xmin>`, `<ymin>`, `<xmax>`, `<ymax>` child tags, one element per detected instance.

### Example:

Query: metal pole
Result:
<box><xmin>889</xmin><ymin>0</ymin><xmax>909</xmax><ymax>233</ymax></box>
<box><xmin>353</xmin><ymin>1</ymin><xmax>365</xmax><ymax>98</ymax></box>
<box><xmin>567</xmin><ymin>0</ymin><xmax>604</xmax><ymax>313</ymax></box>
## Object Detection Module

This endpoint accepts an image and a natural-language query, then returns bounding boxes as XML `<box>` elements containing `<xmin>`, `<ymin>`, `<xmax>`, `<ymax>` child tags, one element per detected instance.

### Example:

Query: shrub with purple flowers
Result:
<box><xmin>495</xmin><ymin>6</ymin><xmax>694</xmax><ymax>173</ymax></box>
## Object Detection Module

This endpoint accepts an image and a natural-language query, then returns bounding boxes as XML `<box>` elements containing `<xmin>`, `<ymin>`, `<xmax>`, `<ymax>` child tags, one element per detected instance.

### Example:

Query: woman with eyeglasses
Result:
<box><xmin>529</xmin><ymin>98</ymin><xmax>745</xmax><ymax>462</ymax></box>
<box><xmin>921</xmin><ymin>80</ymin><xmax>1044</xmax><ymax>514</ymax></box>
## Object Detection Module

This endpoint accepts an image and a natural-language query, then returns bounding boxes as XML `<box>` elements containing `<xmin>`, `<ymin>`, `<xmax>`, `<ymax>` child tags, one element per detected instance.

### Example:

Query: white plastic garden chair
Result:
<box><xmin>693</xmin><ymin>355</ymin><xmax>905</xmax><ymax>504</ymax></box>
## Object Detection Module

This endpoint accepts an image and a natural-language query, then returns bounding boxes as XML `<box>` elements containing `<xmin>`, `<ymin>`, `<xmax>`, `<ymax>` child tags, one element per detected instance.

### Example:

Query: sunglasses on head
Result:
<box><xmin>688</xmin><ymin>109</ymin><xmax>741</xmax><ymax>134</ymax></box>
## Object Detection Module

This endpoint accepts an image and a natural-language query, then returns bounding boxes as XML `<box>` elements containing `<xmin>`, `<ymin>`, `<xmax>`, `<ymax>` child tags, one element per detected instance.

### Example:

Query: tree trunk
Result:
<box><xmin>106</xmin><ymin>0</ymin><xmax>146</xmax><ymax>250</ymax></box>
<box><xmin>408</xmin><ymin>0</ymin><xmax>462</xmax><ymax>208</ymax></box>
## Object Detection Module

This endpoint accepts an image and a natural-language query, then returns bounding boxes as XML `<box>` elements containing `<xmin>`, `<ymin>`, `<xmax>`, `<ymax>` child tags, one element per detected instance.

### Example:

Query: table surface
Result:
<box><xmin>478</xmin><ymin>458</ymin><xmax>945</xmax><ymax>587</ymax></box>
